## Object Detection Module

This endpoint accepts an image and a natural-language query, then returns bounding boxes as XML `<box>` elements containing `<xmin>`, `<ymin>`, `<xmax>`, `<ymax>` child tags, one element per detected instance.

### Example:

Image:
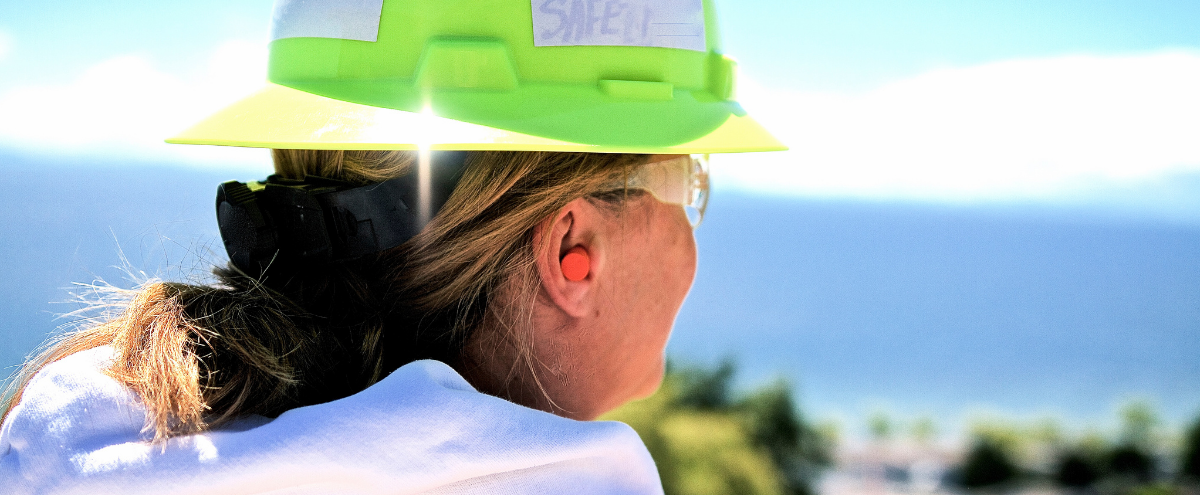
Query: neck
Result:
<box><xmin>455</xmin><ymin>313</ymin><xmax>599</xmax><ymax>421</ymax></box>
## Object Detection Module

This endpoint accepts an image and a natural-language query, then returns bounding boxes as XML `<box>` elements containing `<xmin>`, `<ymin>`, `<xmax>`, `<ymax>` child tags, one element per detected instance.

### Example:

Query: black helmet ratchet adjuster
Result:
<box><xmin>216</xmin><ymin>151</ymin><xmax>468</xmax><ymax>275</ymax></box>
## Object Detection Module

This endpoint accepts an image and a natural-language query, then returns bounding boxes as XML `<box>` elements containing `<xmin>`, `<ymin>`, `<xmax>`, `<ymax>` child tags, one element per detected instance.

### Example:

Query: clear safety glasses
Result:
<box><xmin>625</xmin><ymin>155</ymin><xmax>710</xmax><ymax>228</ymax></box>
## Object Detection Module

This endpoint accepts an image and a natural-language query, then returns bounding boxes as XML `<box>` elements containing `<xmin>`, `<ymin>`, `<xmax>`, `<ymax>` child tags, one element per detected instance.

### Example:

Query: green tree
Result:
<box><xmin>959</xmin><ymin>438</ymin><xmax>1018</xmax><ymax>488</ymax></box>
<box><xmin>911</xmin><ymin>416</ymin><xmax>938</xmax><ymax>445</ymax></box>
<box><xmin>1054</xmin><ymin>432</ymin><xmax>1108</xmax><ymax>489</ymax></box>
<box><xmin>1030</xmin><ymin>417</ymin><xmax>1065</xmax><ymax>447</ymax></box>
<box><xmin>1108</xmin><ymin>444</ymin><xmax>1154</xmax><ymax>483</ymax></box>
<box><xmin>868</xmin><ymin>410</ymin><xmax>894</xmax><ymax>442</ymax></box>
<box><xmin>739</xmin><ymin>381</ymin><xmax>832</xmax><ymax>495</ymax></box>
<box><xmin>603</xmin><ymin>360</ymin><xmax>832</xmax><ymax>495</ymax></box>
<box><xmin>1181</xmin><ymin>415</ymin><xmax>1200</xmax><ymax>483</ymax></box>
<box><xmin>1055</xmin><ymin>450</ymin><xmax>1102</xmax><ymax>487</ymax></box>
<box><xmin>1120</xmin><ymin>400</ymin><xmax>1160</xmax><ymax>448</ymax></box>
<box><xmin>1108</xmin><ymin>400</ymin><xmax>1160</xmax><ymax>483</ymax></box>
<box><xmin>675</xmin><ymin>359</ymin><xmax>736</xmax><ymax>410</ymax></box>
<box><xmin>608</xmin><ymin>373</ymin><xmax>784</xmax><ymax>495</ymax></box>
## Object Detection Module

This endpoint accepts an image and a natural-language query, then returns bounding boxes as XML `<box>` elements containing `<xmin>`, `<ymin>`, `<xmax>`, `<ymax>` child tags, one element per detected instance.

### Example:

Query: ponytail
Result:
<box><xmin>1</xmin><ymin>271</ymin><xmax>350</xmax><ymax>441</ymax></box>
<box><xmin>2</xmin><ymin>150</ymin><xmax>648</xmax><ymax>441</ymax></box>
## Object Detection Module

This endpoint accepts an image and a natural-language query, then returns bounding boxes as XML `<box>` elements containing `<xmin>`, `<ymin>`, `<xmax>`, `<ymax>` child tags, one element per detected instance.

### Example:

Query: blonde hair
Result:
<box><xmin>1</xmin><ymin>150</ymin><xmax>648</xmax><ymax>441</ymax></box>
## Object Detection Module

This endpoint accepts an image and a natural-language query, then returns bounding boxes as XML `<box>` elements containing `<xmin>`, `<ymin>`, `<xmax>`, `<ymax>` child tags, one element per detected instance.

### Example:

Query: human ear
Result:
<box><xmin>533</xmin><ymin>198</ymin><xmax>604</xmax><ymax>319</ymax></box>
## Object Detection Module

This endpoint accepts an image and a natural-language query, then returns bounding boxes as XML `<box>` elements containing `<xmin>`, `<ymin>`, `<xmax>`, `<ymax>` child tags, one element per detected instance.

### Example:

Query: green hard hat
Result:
<box><xmin>168</xmin><ymin>0</ymin><xmax>785</xmax><ymax>154</ymax></box>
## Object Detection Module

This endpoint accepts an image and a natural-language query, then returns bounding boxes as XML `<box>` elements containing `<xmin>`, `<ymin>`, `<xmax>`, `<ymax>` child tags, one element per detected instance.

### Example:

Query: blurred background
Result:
<box><xmin>1</xmin><ymin>1</ymin><xmax>1198</xmax><ymax>494</ymax></box>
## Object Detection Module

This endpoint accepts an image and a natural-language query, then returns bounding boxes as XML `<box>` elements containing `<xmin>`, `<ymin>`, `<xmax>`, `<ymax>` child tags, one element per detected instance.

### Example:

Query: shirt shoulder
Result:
<box><xmin>258</xmin><ymin>359</ymin><xmax>664</xmax><ymax>493</ymax></box>
<box><xmin>0</xmin><ymin>354</ymin><xmax>662</xmax><ymax>494</ymax></box>
<box><xmin>0</xmin><ymin>346</ymin><xmax>150</xmax><ymax>493</ymax></box>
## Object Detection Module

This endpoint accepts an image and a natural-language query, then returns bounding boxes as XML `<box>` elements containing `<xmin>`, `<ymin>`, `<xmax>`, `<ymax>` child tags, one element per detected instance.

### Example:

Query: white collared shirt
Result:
<box><xmin>1</xmin><ymin>347</ymin><xmax>662</xmax><ymax>494</ymax></box>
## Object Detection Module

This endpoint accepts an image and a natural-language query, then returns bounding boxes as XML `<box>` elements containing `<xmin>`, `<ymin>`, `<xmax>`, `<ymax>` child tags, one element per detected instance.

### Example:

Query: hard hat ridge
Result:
<box><xmin>168</xmin><ymin>0</ymin><xmax>785</xmax><ymax>154</ymax></box>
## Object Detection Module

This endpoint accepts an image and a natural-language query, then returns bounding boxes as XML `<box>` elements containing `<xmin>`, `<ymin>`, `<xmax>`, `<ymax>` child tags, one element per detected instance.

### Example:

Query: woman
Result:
<box><xmin>0</xmin><ymin>1</ymin><xmax>783</xmax><ymax>493</ymax></box>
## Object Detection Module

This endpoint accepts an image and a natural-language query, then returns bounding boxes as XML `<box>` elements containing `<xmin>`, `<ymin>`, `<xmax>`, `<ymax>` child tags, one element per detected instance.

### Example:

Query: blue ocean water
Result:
<box><xmin>0</xmin><ymin>155</ymin><xmax>260</xmax><ymax>374</ymax></box>
<box><xmin>1</xmin><ymin>153</ymin><xmax>1197</xmax><ymax>435</ymax></box>
<box><xmin>676</xmin><ymin>193</ymin><xmax>1200</xmax><ymax>433</ymax></box>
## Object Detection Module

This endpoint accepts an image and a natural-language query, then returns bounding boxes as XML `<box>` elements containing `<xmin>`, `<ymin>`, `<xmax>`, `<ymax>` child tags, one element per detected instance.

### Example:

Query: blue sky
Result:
<box><xmin>1</xmin><ymin>0</ymin><xmax>1198</xmax><ymax>205</ymax></box>
<box><xmin>3</xmin><ymin>1</ymin><xmax>1198</xmax><ymax>89</ymax></box>
<box><xmin>724</xmin><ymin>0</ymin><xmax>1200</xmax><ymax>90</ymax></box>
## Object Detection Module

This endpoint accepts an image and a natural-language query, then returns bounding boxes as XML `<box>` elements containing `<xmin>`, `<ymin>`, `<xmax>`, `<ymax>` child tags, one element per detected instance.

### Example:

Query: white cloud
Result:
<box><xmin>5</xmin><ymin>45</ymin><xmax>1200</xmax><ymax>202</ymax></box>
<box><xmin>0</xmin><ymin>40</ymin><xmax>271</xmax><ymax>170</ymax></box>
<box><xmin>720</xmin><ymin>50</ymin><xmax>1200</xmax><ymax>201</ymax></box>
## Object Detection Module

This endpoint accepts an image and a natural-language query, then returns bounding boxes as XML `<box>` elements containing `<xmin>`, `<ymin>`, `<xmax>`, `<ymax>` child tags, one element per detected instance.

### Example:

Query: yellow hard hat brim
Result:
<box><xmin>166</xmin><ymin>83</ymin><xmax>786</xmax><ymax>154</ymax></box>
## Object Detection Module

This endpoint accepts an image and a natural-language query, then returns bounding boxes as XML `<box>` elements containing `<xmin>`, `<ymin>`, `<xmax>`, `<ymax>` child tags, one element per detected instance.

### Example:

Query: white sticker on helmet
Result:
<box><xmin>270</xmin><ymin>0</ymin><xmax>386</xmax><ymax>42</ymax></box>
<box><xmin>531</xmin><ymin>0</ymin><xmax>706</xmax><ymax>52</ymax></box>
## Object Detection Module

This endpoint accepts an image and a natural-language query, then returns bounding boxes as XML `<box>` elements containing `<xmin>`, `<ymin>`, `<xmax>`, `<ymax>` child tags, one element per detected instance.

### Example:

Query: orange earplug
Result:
<box><xmin>561</xmin><ymin>246</ymin><xmax>590</xmax><ymax>282</ymax></box>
